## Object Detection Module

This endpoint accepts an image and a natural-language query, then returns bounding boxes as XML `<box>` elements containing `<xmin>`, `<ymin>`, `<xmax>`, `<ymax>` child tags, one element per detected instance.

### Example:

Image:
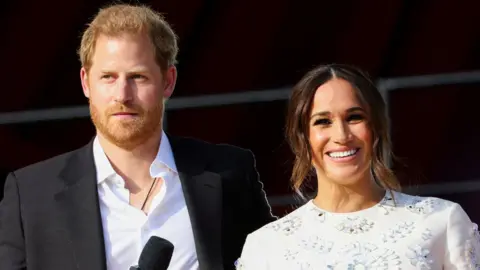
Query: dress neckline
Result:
<box><xmin>306</xmin><ymin>190</ymin><xmax>394</xmax><ymax>216</ymax></box>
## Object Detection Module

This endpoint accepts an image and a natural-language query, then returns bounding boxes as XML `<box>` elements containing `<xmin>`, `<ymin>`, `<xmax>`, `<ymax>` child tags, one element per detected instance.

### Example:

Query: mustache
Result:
<box><xmin>105</xmin><ymin>103</ymin><xmax>143</xmax><ymax>115</ymax></box>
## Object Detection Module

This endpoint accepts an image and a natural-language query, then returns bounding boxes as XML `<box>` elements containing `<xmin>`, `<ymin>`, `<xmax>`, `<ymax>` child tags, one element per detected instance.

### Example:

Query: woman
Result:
<box><xmin>236</xmin><ymin>64</ymin><xmax>480</xmax><ymax>269</ymax></box>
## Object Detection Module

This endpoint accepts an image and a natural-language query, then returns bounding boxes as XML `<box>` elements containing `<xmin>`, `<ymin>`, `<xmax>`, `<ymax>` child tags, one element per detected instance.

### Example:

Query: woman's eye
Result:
<box><xmin>347</xmin><ymin>114</ymin><xmax>364</xmax><ymax>123</ymax></box>
<box><xmin>313</xmin><ymin>119</ymin><xmax>331</xmax><ymax>125</ymax></box>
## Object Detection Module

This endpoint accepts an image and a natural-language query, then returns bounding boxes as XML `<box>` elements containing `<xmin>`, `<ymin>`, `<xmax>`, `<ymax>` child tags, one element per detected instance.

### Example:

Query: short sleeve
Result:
<box><xmin>444</xmin><ymin>203</ymin><xmax>480</xmax><ymax>270</ymax></box>
<box><xmin>235</xmin><ymin>233</ymin><xmax>268</xmax><ymax>270</ymax></box>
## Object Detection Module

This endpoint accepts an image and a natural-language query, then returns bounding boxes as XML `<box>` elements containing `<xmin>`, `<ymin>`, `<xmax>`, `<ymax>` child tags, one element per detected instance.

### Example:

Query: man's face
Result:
<box><xmin>80</xmin><ymin>33</ymin><xmax>176</xmax><ymax>150</ymax></box>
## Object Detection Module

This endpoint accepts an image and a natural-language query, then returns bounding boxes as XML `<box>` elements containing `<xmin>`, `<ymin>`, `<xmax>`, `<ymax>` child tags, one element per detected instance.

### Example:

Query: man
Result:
<box><xmin>0</xmin><ymin>4</ymin><xmax>275</xmax><ymax>270</ymax></box>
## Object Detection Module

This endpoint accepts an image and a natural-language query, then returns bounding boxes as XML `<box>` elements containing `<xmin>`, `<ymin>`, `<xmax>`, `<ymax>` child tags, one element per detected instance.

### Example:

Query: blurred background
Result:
<box><xmin>1</xmin><ymin>0</ymin><xmax>480</xmax><ymax>221</ymax></box>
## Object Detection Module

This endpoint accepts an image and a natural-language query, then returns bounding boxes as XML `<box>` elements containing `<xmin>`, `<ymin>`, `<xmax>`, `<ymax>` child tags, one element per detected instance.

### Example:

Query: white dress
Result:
<box><xmin>236</xmin><ymin>191</ymin><xmax>480</xmax><ymax>269</ymax></box>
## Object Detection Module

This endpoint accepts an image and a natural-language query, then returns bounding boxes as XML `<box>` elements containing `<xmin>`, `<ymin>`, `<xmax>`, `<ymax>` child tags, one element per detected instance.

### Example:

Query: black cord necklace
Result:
<box><xmin>141</xmin><ymin>177</ymin><xmax>158</xmax><ymax>212</ymax></box>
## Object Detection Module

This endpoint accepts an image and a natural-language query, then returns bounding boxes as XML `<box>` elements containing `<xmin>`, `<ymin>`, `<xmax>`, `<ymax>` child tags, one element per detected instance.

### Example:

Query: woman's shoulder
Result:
<box><xmin>392</xmin><ymin>191</ymin><xmax>480</xmax><ymax>268</ymax></box>
<box><xmin>388</xmin><ymin>191</ymin><xmax>478</xmax><ymax>237</ymax></box>
<box><xmin>247</xmin><ymin>200</ymin><xmax>312</xmax><ymax>240</ymax></box>
<box><xmin>389</xmin><ymin>190</ymin><xmax>462</xmax><ymax>216</ymax></box>
<box><xmin>237</xmin><ymin>205</ymin><xmax>312</xmax><ymax>269</ymax></box>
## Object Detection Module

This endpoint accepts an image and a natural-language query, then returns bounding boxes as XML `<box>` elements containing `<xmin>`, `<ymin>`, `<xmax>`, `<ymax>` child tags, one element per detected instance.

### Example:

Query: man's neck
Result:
<box><xmin>97</xmin><ymin>129</ymin><xmax>162</xmax><ymax>188</ymax></box>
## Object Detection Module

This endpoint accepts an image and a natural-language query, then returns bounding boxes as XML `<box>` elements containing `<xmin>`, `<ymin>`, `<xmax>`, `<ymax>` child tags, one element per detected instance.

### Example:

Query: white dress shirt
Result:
<box><xmin>238</xmin><ymin>191</ymin><xmax>480</xmax><ymax>269</ymax></box>
<box><xmin>93</xmin><ymin>132</ymin><xmax>199</xmax><ymax>270</ymax></box>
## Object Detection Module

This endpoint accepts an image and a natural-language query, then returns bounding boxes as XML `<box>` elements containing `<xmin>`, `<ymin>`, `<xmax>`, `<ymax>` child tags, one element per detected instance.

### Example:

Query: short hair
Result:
<box><xmin>78</xmin><ymin>3</ymin><xmax>178</xmax><ymax>72</ymax></box>
<box><xmin>285</xmin><ymin>64</ymin><xmax>400</xmax><ymax>196</ymax></box>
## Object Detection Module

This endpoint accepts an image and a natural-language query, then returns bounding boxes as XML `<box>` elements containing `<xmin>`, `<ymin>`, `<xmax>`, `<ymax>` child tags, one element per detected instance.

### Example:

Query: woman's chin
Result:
<box><xmin>325</xmin><ymin>170</ymin><xmax>368</xmax><ymax>187</ymax></box>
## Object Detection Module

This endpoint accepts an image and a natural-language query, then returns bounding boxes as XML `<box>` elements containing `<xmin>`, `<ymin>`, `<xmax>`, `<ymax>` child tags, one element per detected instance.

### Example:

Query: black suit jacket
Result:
<box><xmin>0</xmin><ymin>135</ymin><xmax>276</xmax><ymax>270</ymax></box>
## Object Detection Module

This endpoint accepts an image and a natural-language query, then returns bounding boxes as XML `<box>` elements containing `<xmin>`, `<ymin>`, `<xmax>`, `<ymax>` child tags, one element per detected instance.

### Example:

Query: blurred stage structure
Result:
<box><xmin>0</xmin><ymin>70</ymin><xmax>479</xmax><ymax>208</ymax></box>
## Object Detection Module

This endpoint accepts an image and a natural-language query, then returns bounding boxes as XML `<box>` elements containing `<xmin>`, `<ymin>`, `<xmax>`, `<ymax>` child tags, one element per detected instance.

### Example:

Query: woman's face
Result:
<box><xmin>308</xmin><ymin>78</ymin><xmax>373</xmax><ymax>186</ymax></box>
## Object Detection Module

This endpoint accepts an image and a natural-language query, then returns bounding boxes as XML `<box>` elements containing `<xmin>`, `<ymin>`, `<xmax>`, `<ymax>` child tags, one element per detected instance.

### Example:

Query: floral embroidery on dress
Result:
<box><xmin>421</xmin><ymin>229</ymin><xmax>433</xmax><ymax>241</ymax></box>
<box><xmin>240</xmin><ymin>192</ymin><xmax>471</xmax><ymax>270</ymax></box>
<box><xmin>381</xmin><ymin>221</ymin><xmax>415</xmax><ymax>243</ymax></box>
<box><xmin>299</xmin><ymin>235</ymin><xmax>334</xmax><ymax>254</ymax></box>
<box><xmin>267</xmin><ymin>215</ymin><xmax>302</xmax><ymax>236</ymax></box>
<box><xmin>234</xmin><ymin>258</ymin><xmax>244</xmax><ymax>270</ymax></box>
<box><xmin>405</xmin><ymin>197</ymin><xmax>442</xmax><ymax>215</ymax></box>
<box><xmin>405</xmin><ymin>245</ymin><xmax>433</xmax><ymax>270</ymax></box>
<box><xmin>336</xmin><ymin>216</ymin><xmax>375</xmax><ymax>234</ymax></box>
<box><xmin>284</xmin><ymin>249</ymin><xmax>299</xmax><ymax>260</ymax></box>
<box><xmin>326</xmin><ymin>242</ymin><xmax>402</xmax><ymax>269</ymax></box>
<box><xmin>378</xmin><ymin>192</ymin><xmax>396</xmax><ymax>215</ymax></box>
<box><xmin>296</xmin><ymin>261</ymin><xmax>312</xmax><ymax>270</ymax></box>
<box><xmin>309</xmin><ymin>207</ymin><xmax>327</xmax><ymax>222</ymax></box>
<box><xmin>465</xmin><ymin>223</ymin><xmax>480</xmax><ymax>270</ymax></box>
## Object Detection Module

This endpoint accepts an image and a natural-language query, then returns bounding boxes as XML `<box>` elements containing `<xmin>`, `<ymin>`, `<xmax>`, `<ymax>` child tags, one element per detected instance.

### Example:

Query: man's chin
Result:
<box><xmin>93</xmin><ymin>118</ymin><xmax>162</xmax><ymax>150</ymax></box>
<box><xmin>97</xmin><ymin>128</ymin><xmax>147</xmax><ymax>149</ymax></box>
<box><xmin>106</xmin><ymin>135</ymin><xmax>146</xmax><ymax>150</ymax></box>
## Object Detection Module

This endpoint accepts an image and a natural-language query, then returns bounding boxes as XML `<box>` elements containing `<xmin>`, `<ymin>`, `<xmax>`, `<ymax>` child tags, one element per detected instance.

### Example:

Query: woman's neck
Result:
<box><xmin>313</xmin><ymin>178</ymin><xmax>385</xmax><ymax>213</ymax></box>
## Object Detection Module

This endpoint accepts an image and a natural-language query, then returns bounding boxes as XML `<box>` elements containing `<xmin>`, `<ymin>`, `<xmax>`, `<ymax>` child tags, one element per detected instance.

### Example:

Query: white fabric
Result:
<box><xmin>237</xmin><ymin>191</ymin><xmax>480</xmax><ymax>269</ymax></box>
<box><xmin>93</xmin><ymin>132</ymin><xmax>199</xmax><ymax>270</ymax></box>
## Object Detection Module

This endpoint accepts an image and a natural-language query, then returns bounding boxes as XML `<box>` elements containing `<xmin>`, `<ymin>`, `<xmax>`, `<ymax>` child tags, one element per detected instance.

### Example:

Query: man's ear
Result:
<box><xmin>162</xmin><ymin>65</ymin><xmax>177</xmax><ymax>99</ymax></box>
<box><xmin>80</xmin><ymin>67</ymin><xmax>90</xmax><ymax>98</ymax></box>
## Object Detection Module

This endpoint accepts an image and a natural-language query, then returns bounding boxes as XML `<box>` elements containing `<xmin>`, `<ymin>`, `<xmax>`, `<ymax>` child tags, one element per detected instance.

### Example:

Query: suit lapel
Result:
<box><xmin>51</xmin><ymin>135</ymin><xmax>223</xmax><ymax>269</ymax></box>
<box><xmin>169</xmin><ymin>135</ymin><xmax>223</xmax><ymax>270</ymax></box>
<box><xmin>54</xmin><ymin>141</ymin><xmax>106</xmax><ymax>270</ymax></box>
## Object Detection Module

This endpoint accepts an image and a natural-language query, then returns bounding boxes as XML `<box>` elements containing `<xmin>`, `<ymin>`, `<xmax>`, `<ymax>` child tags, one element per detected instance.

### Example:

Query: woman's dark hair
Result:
<box><xmin>285</xmin><ymin>63</ymin><xmax>400</xmax><ymax>196</ymax></box>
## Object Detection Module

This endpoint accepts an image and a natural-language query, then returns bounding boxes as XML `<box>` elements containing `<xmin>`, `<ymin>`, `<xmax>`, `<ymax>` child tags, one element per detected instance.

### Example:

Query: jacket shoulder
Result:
<box><xmin>12</xmin><ymin>143</ymin><xmax>90</xmax><ymax>181</ymax></box>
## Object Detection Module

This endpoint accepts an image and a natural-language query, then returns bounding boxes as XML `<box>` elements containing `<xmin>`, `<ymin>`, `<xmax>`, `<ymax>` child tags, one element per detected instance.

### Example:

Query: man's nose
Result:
<box><xmin>113</xmin><ymin>77</ymin><xmax>133</xmax><ymax>103</ymax></box>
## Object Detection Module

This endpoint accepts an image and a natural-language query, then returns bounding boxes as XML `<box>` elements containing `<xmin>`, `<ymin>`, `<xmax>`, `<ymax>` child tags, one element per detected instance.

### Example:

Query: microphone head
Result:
<box><xmin>138</xmin><ymin>236</ymin><xmax>174</xmax><ymax>270</ymax></box>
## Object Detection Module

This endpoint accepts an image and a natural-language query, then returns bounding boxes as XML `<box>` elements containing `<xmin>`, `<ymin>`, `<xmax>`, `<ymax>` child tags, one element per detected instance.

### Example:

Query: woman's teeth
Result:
<box><xmin>328</xmin><ymin>149</ymin><xmax>358</xmax><ymax>158</ymax></box>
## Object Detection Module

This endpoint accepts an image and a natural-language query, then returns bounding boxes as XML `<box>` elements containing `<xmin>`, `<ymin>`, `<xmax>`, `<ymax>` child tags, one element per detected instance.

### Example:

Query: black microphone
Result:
<box><xmin>130</xmin><ymin>236</ymin><xmax>174</xmax><ymax>270</ymax></box>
